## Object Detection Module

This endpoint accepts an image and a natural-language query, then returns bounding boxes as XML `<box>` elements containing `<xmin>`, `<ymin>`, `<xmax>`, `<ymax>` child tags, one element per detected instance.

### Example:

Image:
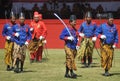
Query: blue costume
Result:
<box><xmin>77</xmin><ymin>21</ymin><xmax>97</xmax><ymax>66</ymax></box>
<box><xmin>2</xmin><ymin>23</ymin><xmax>17</xmax><ymax>41</ymax></box>
<box><xmin>12</xmin><ymin>24</ymin><xmax>32</xmax><ymax>46</ymax></box>
<box><xmin>60</xmin><ymin>27</ymin><xmax>78</xmax><ymax>50</ymax></box>
<box><xmin>78</xmin><ymin>21</ymin><xmax>97</xmax><ymax>37</ymax></box>
<box><xmin>95</xmin><ymin>23</ymin><xmax>118</xmax><ymax>44</ymax></box>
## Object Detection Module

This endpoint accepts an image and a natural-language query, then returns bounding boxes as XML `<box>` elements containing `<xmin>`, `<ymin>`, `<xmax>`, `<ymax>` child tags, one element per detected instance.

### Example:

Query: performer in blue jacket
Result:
<box><xmin>60</xmin><ymin>15</ymin><xmax>79</xmax><ymax>79</ymax></box>
<box><xmin>12</xmin><ymin>12</ymin><xmax>31</xmax><ymax>73</ymax></box>
<box><xmin>77</xmin><ymin>12</ymin><xmax>97</xmax><ymax>67</ymax></box>
<box><xmin>95</xmin><ymin>13</ymin><xmax>118</xmax><ymax>76</ymax></box>
<box><xmin>2</xmin><ymin>12</ymin><xmax>17</xmax><ymax>71</ymax></box>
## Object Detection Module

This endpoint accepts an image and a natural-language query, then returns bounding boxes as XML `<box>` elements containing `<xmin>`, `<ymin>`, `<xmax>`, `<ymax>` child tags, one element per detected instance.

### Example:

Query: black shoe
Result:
<box><xmin>70</xmin><ymin>73</ymin><xmax>77</xmax><ymax>79</ymax></box>
<box><xmin>70</xmin><ymin>70</ymin><xmax>77</xmax><ymax>79</ymax></box>
<box><xmin>6</xmin><ymin>65</ymin><xmax>12</xmax><ymax>71</ymax></box>
<box><xmin>11</xmin><ymin>67</ymin><xmax>14</xmax><ymax>71</ymax></box>
<box><xmin>6</xmin><ymin>68</ymin><xmax>12</xmax><ymax>71</ymax></box>
<box><xmin>64</xmin><ymin>74</ymin><xmax>71</xmax><ymax>78</ymax></box>
<box><xmin>104</xmin><ymin>69</ymin><xmax>110</xmax><ymax>76</ymax></box>
<box><xmin>14</xmin><ymin>68</ymin><xmax>20</xmax><ymax>73</ymax></box>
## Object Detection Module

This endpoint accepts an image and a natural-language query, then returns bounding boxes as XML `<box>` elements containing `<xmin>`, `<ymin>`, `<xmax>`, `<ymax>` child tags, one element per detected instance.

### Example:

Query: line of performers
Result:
<box><xmin>60</xmin><ymin>12</ymin><xmax>118</xmax><ymax>78</ymax></box>
<box><xmin>2</xmin><ymin>11</ymin><xmax>47</xmax><ymax>73</ymax></box>
<box><xmin>2</xmin><ymin>11</ymin><xmax>118</xmax><ymax>79</ymax></box>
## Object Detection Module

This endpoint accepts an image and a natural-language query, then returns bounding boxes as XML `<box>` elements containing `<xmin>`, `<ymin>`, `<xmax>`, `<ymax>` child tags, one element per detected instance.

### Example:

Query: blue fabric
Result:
<box><xmin>2</xmin><ymin>23</ymin><xmax>17</xmax><ymax>41</ymax></box>
<box><xmin>12</xmin><ymin>24</ymin><xmax>32</xmax><ymax>46</ymax></box>
<box><xmin>95</xmin><ymin>23</ymin><xmax>118</xmax><ymax>44</ymax></box>
<box><xmin>78</xmin><ymin>22</ymin><xmax>97</xmax><ymax>37</ymax></box>
<box><xmin>59</xmin><ymin>27</ymin><xmax>78</xmax><ymax>50</ymax></box>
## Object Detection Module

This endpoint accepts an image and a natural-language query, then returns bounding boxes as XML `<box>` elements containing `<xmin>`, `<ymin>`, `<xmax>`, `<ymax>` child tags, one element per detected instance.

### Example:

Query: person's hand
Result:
<box><xmin>112</xmin><ymin>44</ymin><xmax>116</xmax><ymax>49</ymax></box>
<box><xmin>6</xmin><ymin>36</ymin><xmax>11</xmax><ymax>40</ymax></box>
<box><xmin>67</xmin><ymin>36</ymin><xmax>74</xmax><ymax>41</ymax></box>
<box><xmin>100</xmin><ymin>35</ymin><xmax>106</xmax><ymax>39</ymax></box>
<box><xmin>30</xmin><ymin>28</ymin><xmax>34</xmax><ymax>31</ymax></box>
<box><xmin>25</xmin><ymin>41</ymin><xmax>29</xmax><ymax>47</ymax></box>
<box><xmin>15</xmin><ymin>33</ymin><xmax>19</xmax><ymax>37</ymax></box>
<box><xmin>79</xmin><ymin>33</ymin><xmax>85</xmax><ymax>38</ymax></box>
<box><xmin>76</xmin><ymin>45</ymin><xmax>80</xmax><ymax>50</ymax></box>
<box><xmin>42</xmin><ymin>40</ymin><xmax>47</xmax><ymax>44</ymax></box>
<box><xmin>39</xmin><ymin>36</ymin><xmax>44</xmax><ymax>40</ymax></box>
<box><xmin>92</xmin><ymin>37</ymin><xmax>97</xmax><ymax>42</ymax></box>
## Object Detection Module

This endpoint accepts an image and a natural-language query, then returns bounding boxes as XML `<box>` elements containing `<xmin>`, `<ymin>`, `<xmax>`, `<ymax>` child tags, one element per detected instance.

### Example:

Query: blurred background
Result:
<box><xmin>1</xmin><ymin>0</ymin><xmax>120</xmax><ymax>19</ymax></box>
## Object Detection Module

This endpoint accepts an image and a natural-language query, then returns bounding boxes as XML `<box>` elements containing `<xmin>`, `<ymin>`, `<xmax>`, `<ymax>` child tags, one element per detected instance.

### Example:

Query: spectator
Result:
<box><xmin>117</xmin><ymin>7</ymin><xmax>120</xmax><ymax>18</ymax></box>
<box><xmin>96</xmin><ymin>4</ymin><xmax>104</xmax><ymax>13</ymax></box>
<box><xmin>72</xmin><ymin>2</ymin><xmax>80</xmax><ymax>18</ymax></box>
<box><xmin>85</xmin><ymin>3</ymin><xmax>93</xmax><ymax>12</ymax></box>
<box><xmin>41</xmin><ymin>3</ymin><xmax>49</xmax><ymax>18</ymax></box>
<box><xmin>60</xmin><ymin>3</ymin><xmax>70</xmax><ymax>19</ymax></box>
<box><xmin>32</xmin><ymin>3</ymin><xmax>40</xmax><ymax>12</ymax></box>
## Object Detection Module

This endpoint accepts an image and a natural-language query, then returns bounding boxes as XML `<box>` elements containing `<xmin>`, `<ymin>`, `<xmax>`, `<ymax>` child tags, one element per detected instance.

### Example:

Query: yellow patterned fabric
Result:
<box><xmin>64</xmin><ymin>45</ymin><xmax>77</xmax><ymax>71</ymax></box>
<box><xmin>100</xmin><ymin>44</ymin><xmax>114</xmax><ymax>70</ymax></box>
<box><xmin>28</xmin><ymin>39</ymin><xmax>42</xmax><ymax>53</ymax></box>
<box><xmin>4</xmin><ymin>41</ymin><xmax>14</xmax><ymax>66</ymax></box>
<box><xmin>77</xmin><ymin>38</ymin><xmax>94</xmax><ymax>59</ymax></box>
<box><xmin>13</xmin><ymin>43</ymin><xmax>26</xmax><ymax>61</ymax></box>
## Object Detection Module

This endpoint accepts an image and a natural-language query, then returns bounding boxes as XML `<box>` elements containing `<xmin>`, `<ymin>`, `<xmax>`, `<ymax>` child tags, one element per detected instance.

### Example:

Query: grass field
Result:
<box><xmin>0</xmin><ymin>49</ymin><xmax>120</xmax><ymax>81</ymax></box>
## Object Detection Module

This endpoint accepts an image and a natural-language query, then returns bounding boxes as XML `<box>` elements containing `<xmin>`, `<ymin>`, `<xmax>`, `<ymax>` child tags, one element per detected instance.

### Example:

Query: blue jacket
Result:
<box><xmin>59</xmin><ymin>27</ymin><xmax>78</xmax><ymax>50</ymax></box>
<box><xmin>95</xmin><ymin>23</ymin><xmax>118</xmax><ymax>44</ymax></box>
<box><xmin>78</xmin><ymin>21</ymin><xmax>97</xmax><ymax>38</ymax></box>
<box><xmin>2</xmin><ymin>23</ymin><xmax>17</xmax><ymax>41</ymax></box>
<box><xmin>12</xmin><ymin>24</ymin><xmax>32</xmax><ymax>46</ymax></box>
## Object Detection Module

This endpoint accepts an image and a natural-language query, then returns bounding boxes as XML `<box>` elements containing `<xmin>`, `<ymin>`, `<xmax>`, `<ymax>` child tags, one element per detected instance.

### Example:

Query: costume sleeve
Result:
<box><xmin>78</xmin><ymin>24</ymin><xmax>83</xmax><ymax>33</ymax></box>
<box><xmin>94</xmin><ymin>24</ymin><xmax>98</xmax><ymax>36</ymax></box>
<box><xmin>2</xmin><ymin>24</ymin><xmax>7</xmax><ymax>37</ymax></box>
<box><xmin>27</xmin><ymin>25</ymin><xmax>32</xmax><ymax>42</ymax></box>
<box><xmin>41</xmin><ymin>22</ymin><xmax>47</xmax><ymax>38</ymax></box>
<box><xmin>11</xmin><ymin>25</ymin><xmax>17</xmax><ymax>36</ymax></box>
<box><xmin>95</xmin><ymin>25</ymin><xmax>103</xmax><ymax>38</ymax></box>
<box><xmin>59</xmin><ymin>28</ymin><xmax>69</xmax><ymax>40</ymax></box>
<box><xmin>114</xmin><ymin>29</ymin><xmax>119</xmax><ymax>44</ymax></box>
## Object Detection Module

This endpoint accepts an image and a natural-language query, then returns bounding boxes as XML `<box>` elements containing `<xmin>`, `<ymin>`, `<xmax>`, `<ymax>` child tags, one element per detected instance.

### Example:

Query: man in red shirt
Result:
<box><xmin>28</xmin><ymin>11</ymin><xmax>47</xmax><ymax>63</ymax></box>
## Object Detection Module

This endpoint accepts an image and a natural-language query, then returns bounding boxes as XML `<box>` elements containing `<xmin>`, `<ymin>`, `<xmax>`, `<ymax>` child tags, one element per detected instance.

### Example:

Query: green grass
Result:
<box><xmin>0</xmin><ymin>49</ymin><xmax>120</xmax><ymax>81</ymax></box>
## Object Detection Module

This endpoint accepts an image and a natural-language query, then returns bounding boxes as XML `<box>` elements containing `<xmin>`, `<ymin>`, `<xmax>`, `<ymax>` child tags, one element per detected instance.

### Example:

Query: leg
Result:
<box><xmin>88</xmin><ymin>55</ymin><xmax>92</xmax><ymax>67</ymax></box>
<box><xmin>64</xmin><ymin>66</ymin><xmax>70</xmax><ymax>78</ymax></box>
<box><xmin>64</xmin><ymin>46</ymin><xmax>77</xmax><ymax>78</ymax></box>
<box><xmin>4</xmin><ymin>41</ymin><xmax>13</xmax><ymax>70</ymax></box>
<box><xmin>36</xmin><ymin>46</ymin><xmax>43</xmax><ymax>62</ymax></box>
<box><xmin>30</xmin><ymin>52</ymin><xmax>36</xmax><ymax>63</ymax></box>
<box><xmin>14</xmin><ymin>58</ymin><xmax>20</xmax><ymax>73</ymax></box>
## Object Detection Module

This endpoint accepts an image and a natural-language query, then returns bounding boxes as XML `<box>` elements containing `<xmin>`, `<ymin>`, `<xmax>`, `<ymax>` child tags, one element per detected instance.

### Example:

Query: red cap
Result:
<box><xmin>34</xmin><ymin>11</ymin><xmax>39</xmax><ymax>17</ymax></box>
<box><xmin>39</xmin><ymin>14</ymin><xmax>42</xmax><ymax>20</ymax></box>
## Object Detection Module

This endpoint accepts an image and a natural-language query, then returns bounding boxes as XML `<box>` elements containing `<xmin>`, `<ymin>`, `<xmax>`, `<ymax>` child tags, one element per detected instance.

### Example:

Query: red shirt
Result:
<box><xmin>30</xmin><ymin>21</ymin><xmax>47</xmax><ymax>39</ymax></box>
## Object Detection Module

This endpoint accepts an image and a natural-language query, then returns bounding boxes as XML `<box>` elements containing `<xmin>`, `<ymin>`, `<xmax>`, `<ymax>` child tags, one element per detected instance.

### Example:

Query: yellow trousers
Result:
<box><xmin>4</xmin><ymin>41</ymin><xmax>14</xmax><ymax>66</ymax></box>
<box><xmin>101</xmin><ymin>44</ymin><xmax>114</xmax><ymax>70</ymax></box>
<box><xmin>64</xmin><ymin>45</ymin><xmax>77</xmax><ymax>71</ymax></box>
<box><xmin>77</xmin><ymin>38</ymin><xmax>94</xmax><ymax>59</ymax></box>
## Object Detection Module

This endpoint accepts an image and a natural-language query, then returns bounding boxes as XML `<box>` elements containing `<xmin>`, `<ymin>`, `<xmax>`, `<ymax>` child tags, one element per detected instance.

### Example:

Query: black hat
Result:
<box><xmin>85</xmin><ymin>11</ymin><xmax>92</xmax><ymax>18</ymax></box>
<box><xmin>107</xmin><ymin>13</ymin><xmax>113</xmax><ymax>19</ymax></box>
<box><xmin>19</xmin><ymin>12</ymin><xmax>25</xmax><ymax>18</ymax></box>
<box><xmin>69</xmin><ymin>15</ymin><xmax>77</xmax><ymax>21</ymax></box>
<box><xmin>10</xmin><ymin>11</ymin><xmax>15</xmax><ymax>18</ymax></box>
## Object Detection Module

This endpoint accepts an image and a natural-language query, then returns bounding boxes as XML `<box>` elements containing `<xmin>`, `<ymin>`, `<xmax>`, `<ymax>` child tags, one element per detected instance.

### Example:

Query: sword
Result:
<box><xmin>54</xmin><ymin>13</ymin><xmax>73</xmax><ymax>37</ymax></box>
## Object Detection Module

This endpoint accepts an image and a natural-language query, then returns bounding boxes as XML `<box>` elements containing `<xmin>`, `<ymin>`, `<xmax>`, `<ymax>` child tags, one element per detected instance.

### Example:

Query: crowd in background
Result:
<box><xmin>1</xmin><ymin>0</ymin><xmax>120</xmax><ymax>19</ymax></box>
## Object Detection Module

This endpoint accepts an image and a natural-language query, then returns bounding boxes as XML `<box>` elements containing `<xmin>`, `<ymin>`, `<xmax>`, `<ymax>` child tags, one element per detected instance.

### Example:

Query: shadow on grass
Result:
<box><xmin>110</xmin><ymin>72</ymin><xmax>120</xmax><ymax>76</ymax></box>
<box><xmin>77</xmin><ymin>74</ymin><xmax>82</xmax><ymax>77</ymax></box>
<box><xmin>101</xmin><ymin>72</ymin><xmax>120</xmax><ymax>77</ymax></box>
<box><xmin>78</xmin><ymin>62</ymin><xmax>100</xmax><ymax>68</ymax></box>
<box><xmin>22</xmin><ymin>70</ymin><xmax>37</xmax><ymax>73</ymax></box>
